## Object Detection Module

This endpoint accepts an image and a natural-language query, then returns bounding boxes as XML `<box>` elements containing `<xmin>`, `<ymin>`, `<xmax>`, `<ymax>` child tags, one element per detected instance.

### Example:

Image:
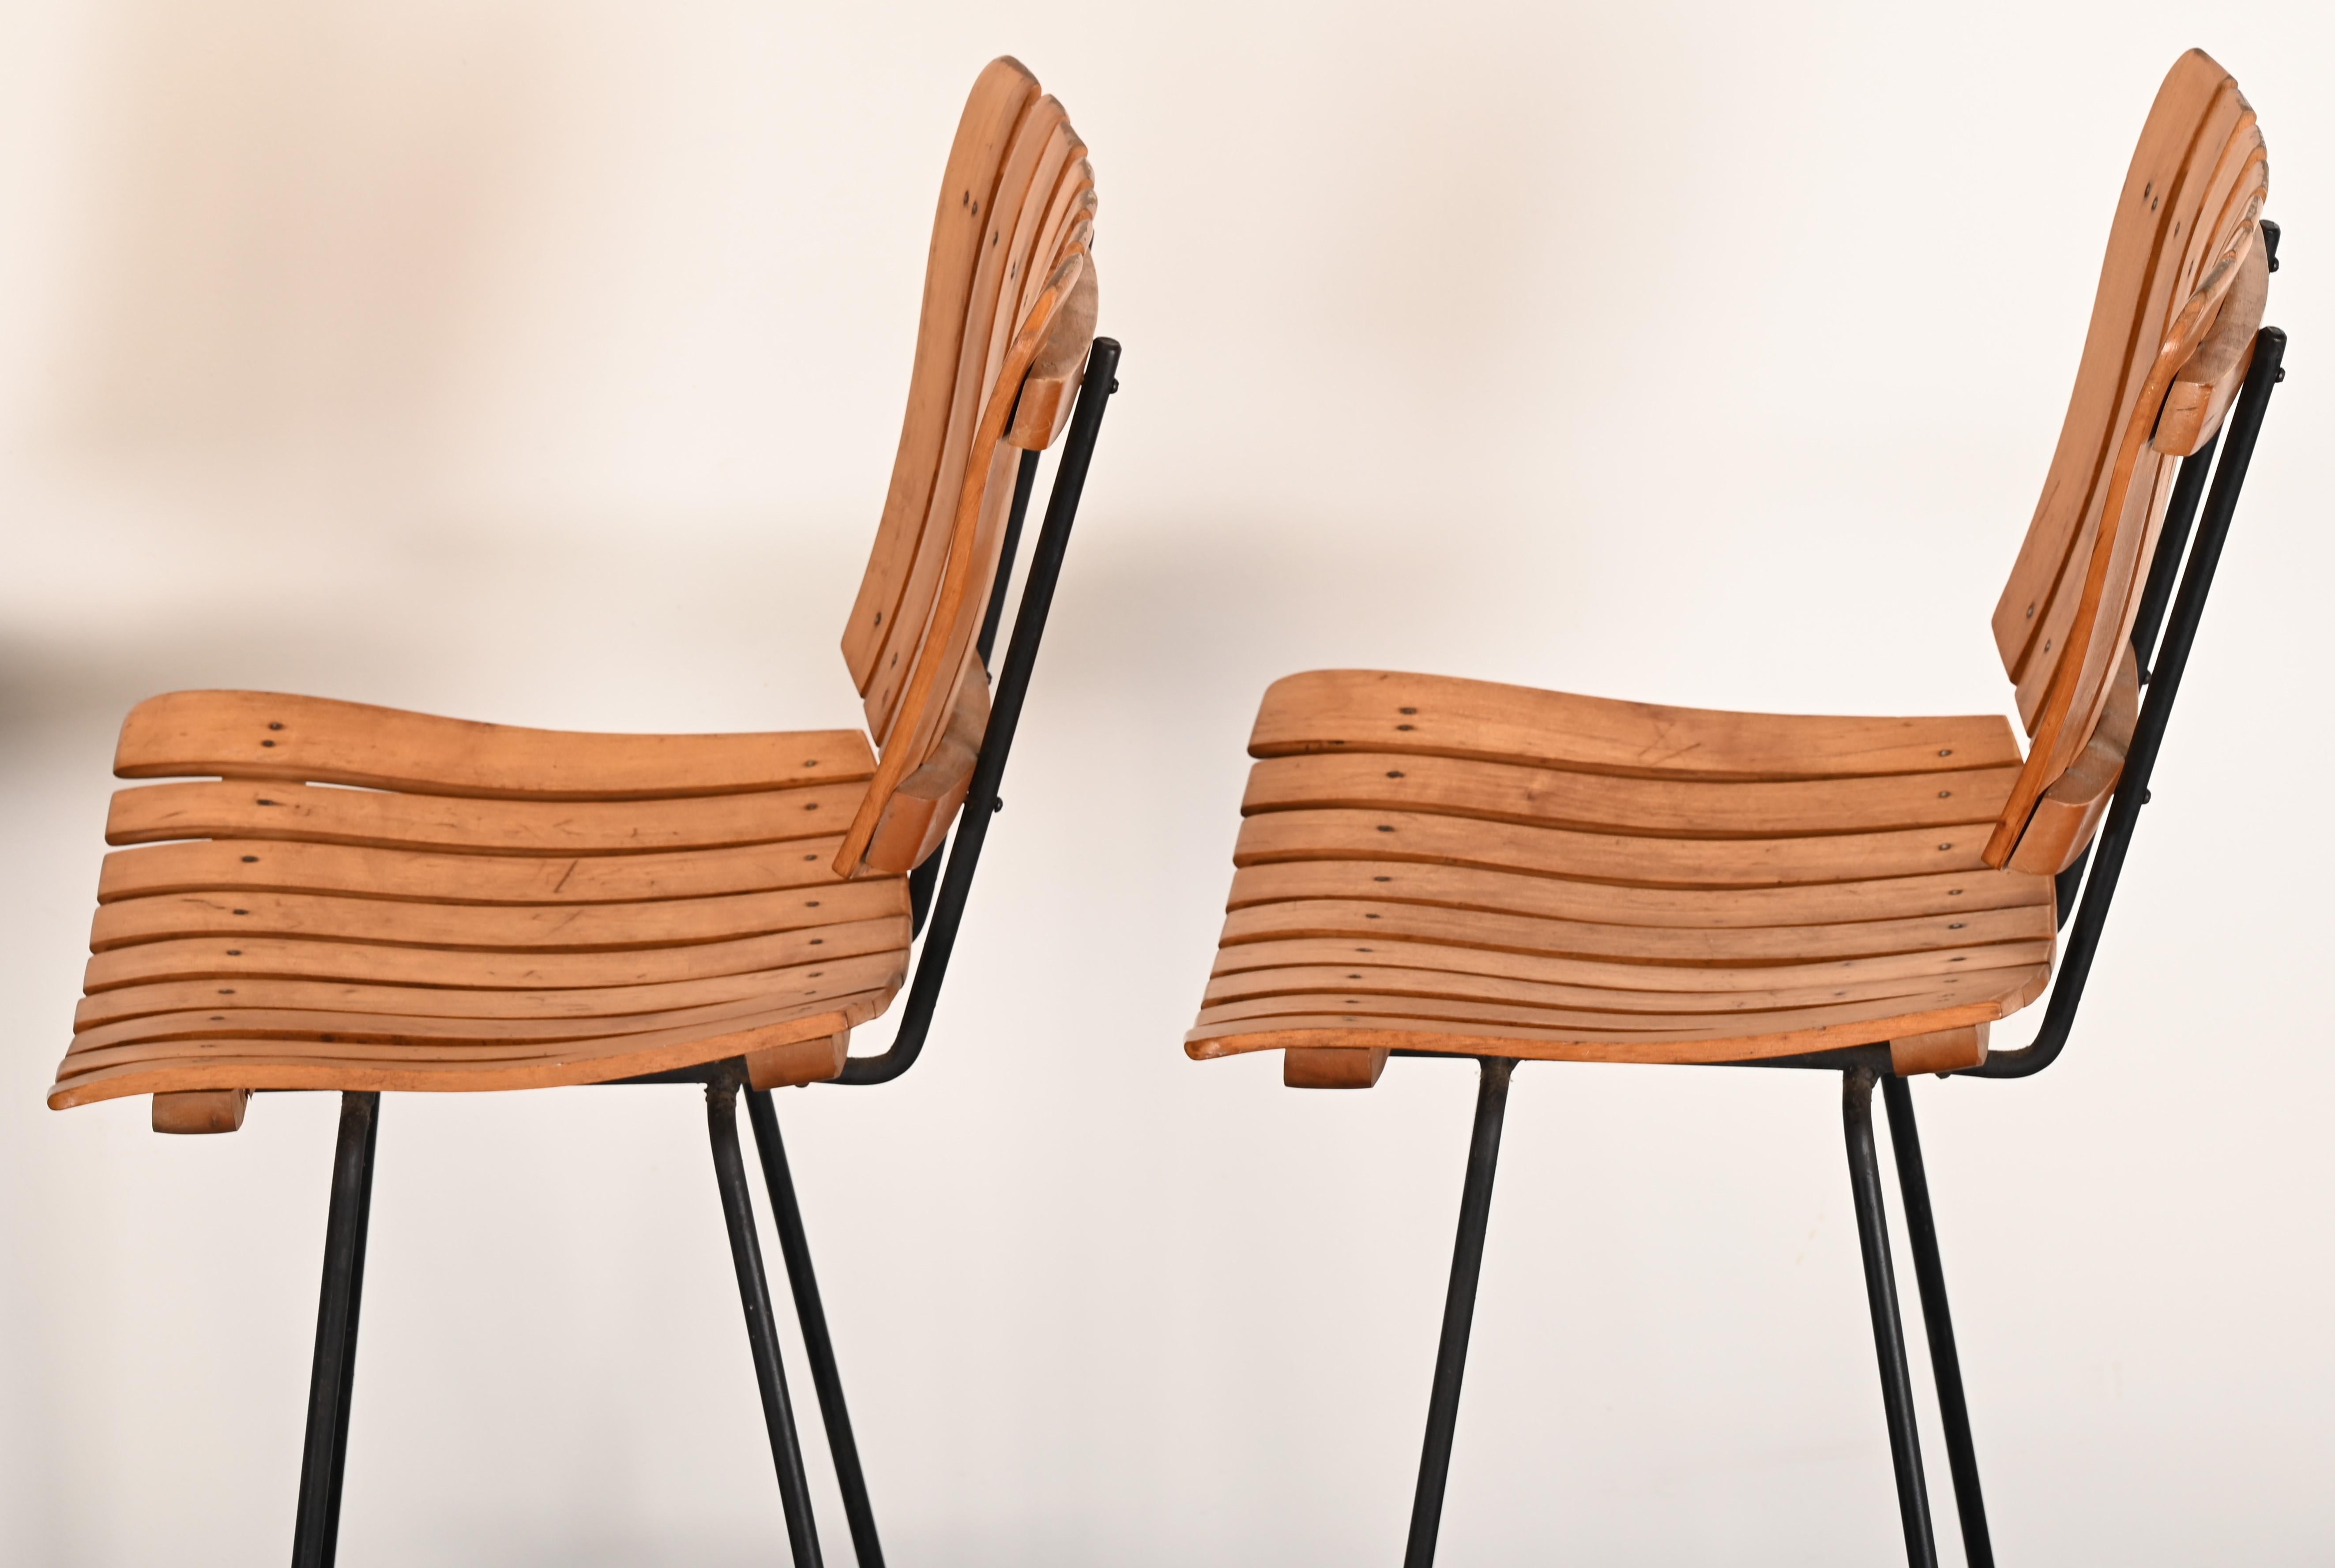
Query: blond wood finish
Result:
<box><xmin>50</xmin><ymin>707</ymin><xmax>914</xmax><ymax>1111</ymax></box>
<box><xmin>114</xmin><ymin>690</ymin><xmax>869</xmax><ymax>798</ymax></box>
<box><xmin>834</xmin><ymin>251</ymin><xmax>1089</xmax><ymax>875</ymax></box>
<box><xmin>1252</xmin><ymin>671</ymin><xmax>2020</xmax><ymax>779</ymax></box>
<box><xmin>839</xmin><ymin>59</ymin><xmax>1101</xmax><ymax>876</ymax></box>
<box><xmin>856</xmin><ymin>93</ymin><xmax>1072</xmax><ymax>745</ymax></box>
<box><xmin>2007</xmin><ymin>647</ymin><xmax>2140</xmax><ymax>875</ymax></box>
<box><xmin>1988</xmin><ymin>51</ymin><xmax>2268</xmax><ymax>863</ymax></box>
<box><xmin>843</xmin><ymin>57</ymin><xmax>1041</xmax><ymax>692</ymax></box>
<box><xmin>861</xmin><ymin>654</ymin><xmax>989</xmax><ymax>876</ymax></box>
<box><xmin>52</xmin><ymin>60</ymin><xmax>1105</xmax><ymax>1125</ymax></box>
<box><xmin>1185</xmin><ymin>672</ymin><xmax>2057</xmax><ymax>1073</ymax></box>
<box><xmin>2155</xmin><ymin>234</ymin><xmax>2268</xmax><ymax>456</ymax></box>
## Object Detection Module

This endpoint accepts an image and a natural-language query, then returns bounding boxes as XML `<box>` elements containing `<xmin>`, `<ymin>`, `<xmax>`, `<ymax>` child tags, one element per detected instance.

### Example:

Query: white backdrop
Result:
<box><xmin>2</xmin><ymin>3</ymin><xmax>2330</xmax><ymax>1563</ymax></box>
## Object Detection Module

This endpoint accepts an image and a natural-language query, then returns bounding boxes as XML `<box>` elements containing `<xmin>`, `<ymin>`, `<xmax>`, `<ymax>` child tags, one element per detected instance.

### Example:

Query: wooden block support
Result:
<box><xmin>1284</xmin><ymin>1046</ymin><xmax>1389</xmax><ymax>1089</ymax></box>
<box><xmin>1891</xmin><ymin>1024</ymin><xmax>1990</xmax><ymax>1077</ymax></box>
<box><xmin>748</xmin><ymin>1033</ymin><xmax>850</xmax><ymax>1090</ymax></box>
<box><xmin>152</xmin><ymin>1089</ymin><xmax>250</xmax><ymax>1134</ymax></box>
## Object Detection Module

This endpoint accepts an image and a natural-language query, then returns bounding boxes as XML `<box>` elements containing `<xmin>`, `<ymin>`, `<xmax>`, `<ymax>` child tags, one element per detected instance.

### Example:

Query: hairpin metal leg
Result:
<box><xmin>1881</xmin><ymin>1075</ymin><xmax>1993</xmax><ymax>1568</ymax></box>
<box><xmin>1405</xmin><ymin>1056</ymin><xmax>1516</xmax><ymax>1568</ymax></box>
<box><xmin>747</xmin><ymin>1088</ymin><xmax>884</xmax><ymax>1568</ymax></box>
<box><xmin>292</xmin><ymin>1090</ymin><xmax>380</xmax><ymax>1568</ymax></box>
<box><xmin>1844</xmin><ymin>1067</ymin><xmax>1939</xmax><ymax>1568</ymax></box>
<box><xmin>707</xmin><ymin>1072</ymin><xmax>824</xmax><ymax>1567</ymax></box>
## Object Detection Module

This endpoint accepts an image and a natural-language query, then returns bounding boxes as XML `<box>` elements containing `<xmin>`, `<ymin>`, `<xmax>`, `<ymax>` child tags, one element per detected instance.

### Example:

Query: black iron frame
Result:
<box><xmin>281</xmin><ymin>339</ymin><xmax>1120</xmax><ymax>1568</ymax></box>
<box><xmin>1387</xmin><ymin>312</ymin><xmax>2285</xmax><ymax>1567</ymax></box>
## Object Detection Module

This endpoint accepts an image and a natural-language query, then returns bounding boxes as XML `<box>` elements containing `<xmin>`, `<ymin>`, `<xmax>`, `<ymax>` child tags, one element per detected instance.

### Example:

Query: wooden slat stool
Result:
<box><xmin>1181</xmin><ymin>49</ymin><xmax>2281</xmax><ymax>1568</ymax></box>
<box><xmin>49</xmin><ymin>55</ymin><xmax>1117</xmax><ymax>1568</ymax></box>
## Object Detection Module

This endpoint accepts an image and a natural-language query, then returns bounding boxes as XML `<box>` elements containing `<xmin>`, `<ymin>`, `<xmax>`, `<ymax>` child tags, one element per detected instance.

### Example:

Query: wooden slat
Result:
<box><xmin>1017</xmin><ymin>160</ymin><xmax>1094</xmax><ymax>330</ymax></box>
<box><xmin>70</xmin><ymin>953</ymin><xmax>904</xmax><ymax>1051</ymax></box>
<box><xmin>863</xmin><ymin>238</ymin><xmax>1082</xmax><ymax>767</ymax></box>
<box><xmin>860</xmin><ymin>94</ymin><xmax>1070</xmax><ymax>744</ymax></box>
<box><xmin>2008</xmin><ymin>647</ymin><xmax>2139</xmax><ymax>875</ymax></box>
<box><xmin>1203</xmin><ymin>962</ymin><xmax>2045</xmax><ymax>1017</ymax></box>
<box><xmin>97</xmin><ymin>836</ymin><xmax>855</xmax><ymax>906</ymax></box>
<box><xmin>1989</xmin><ymin>180</ymin><xmax>2261</xmax><ymax>862</ymax></box>
<box><xmin>76</xmin><ymin>957</ymin><xmax>898</xmax><ymax>1030</ymax></box>
<box><xmin>837</xmin><ymin>58</ymin><xmax>1099</xmax><ymax>884</ymax></box>
<box><xmin>107</xmin><ymin>779</ymin><xmax>865</xmax><ymax>856</ymax></box>
<box><xmin>1233</xmin><ymin>808</ymin><xmax>1995</xmax><ymax>887</ymax></box>
<box><xmin>1225</xmin><ymin>861</ymin><xmax>2050</xmax><ymax>929</ymax></box>
<box><xmin>1249</xmin><ymin>671</ymin><xmax>2019</xmax><ymax>779</ymax></box>
<box><xmin>862</xmin><ymin>654</ymin><xmax>988</xmax><ymax>875</ymax></box>
<box><xmin>83</xmin><ymin>917</ymin><xmax>909</xmax><ymax>993</ymax></box>
<box><xmin>979</xmin><ymin>112</ymin><xmax>1083</xmax><ymax>422</ymax></box>
<box><xmin>1240</xmin><ymin>752</ymin><xmax>2017</xmax><ymax>836</ymax></box>
<box><xmin>2155</xmin><ymin>220</ymin><xmax>2268</xmax><ymax>455</ymax></box>
<box><xmin>1217</xmin><ymin>897</ymin><xmax>2052</xmax><ymax>965</ymax></box>
<box><xmin>1993</xmin><ymin>51</ymin><xmax>2237</xmax><ymax>681</ymax></box>
<box><xmin>48</xmin><ymin>996</ymin><xmax>892</xmax><ymax>1107</ymax></box>
<box><xmin>2014</xmin><ymin>170</ymin><xmax>2258</xmax><ymax>703</ymax></box>
<box><xmin>1208</xmin><ymin>936</ymin><xmax>2051</xmax><ymax>994</ymax></box>
<box><xmin>1193</xmin><ymin>980</ymin><xmax>2044</xmax><ymax>1039</ymax></box>
<box><xmin>843</xmin><ymin>56</ymin><xmax>1040</xmax><ymax>690</ymax></box>
<box><xmin>90</xmin><ymin>879</ymin><xmax>907</xmax><ymax>954</ymax></box>
<box><xmin>115</xmin><ymin>691</ymin><xmax>870</xmax><ymax>799</ymax></box>
<box><xmin>835</xmin><ymin>253</ymin><xmax>1084</xmax><ymax>875</ymax></box>
<box><xmin>1986</xmin><ymin>56</ymin><xmax>2269</xmax><ymax>861</ymax></box>
<box><xmin>63</xmin><ymin>994</ymin><xmax>885</xmax><ymax>1073</ymax></box>
<box><xmin>1180</xmin><ymin>993</ymin><xmax>2018</xmax><ymax>1068</ymax></box>
<box><xmin>1007</xmin><ymin>248</ymin><xmax>1098</xmax><ymax>450</ymax></box>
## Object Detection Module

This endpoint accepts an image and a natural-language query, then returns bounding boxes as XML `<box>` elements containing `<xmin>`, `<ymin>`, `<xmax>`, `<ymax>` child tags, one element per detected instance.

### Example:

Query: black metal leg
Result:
<box><xmin>707</xmin><ymin>1071</ymin><xmax>824</xmax><ymax>1568</ymax></box>
<box><xmin>747</xmin><ymin>1087</ymin><xmax>885</xmax><ymax>1568</ymax></box>
<box><xmin>292</xmin><ymin>1090</ymin><xmax>380</xmax><ymax>1568</ymax></box>
<box><xmin>1881</xmin><ymin>1075</ymin><xmax>1994</xmax><ymax>1568</ymax></box>
<box><xmin>1843</xmin><ymin>1067</ymin><xmax>1939</xmax><ymax>1568</ymax></box>
<box><xmin>1404</xmin><ymin>1056</ymin><xmax>1516</xmax><ymax>1568</ymax></box>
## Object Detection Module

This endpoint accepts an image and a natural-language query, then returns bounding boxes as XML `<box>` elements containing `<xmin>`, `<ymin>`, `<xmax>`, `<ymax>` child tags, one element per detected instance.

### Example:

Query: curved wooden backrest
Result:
<box><xmin>836</xmin><ymin>57</ymin><xmax>1101</xmax><ymax>877</ymax></box>
<box><xmin>1985</xmin><ymin>49</ymin><xmax>2267</xmax><ymax>868</ymax></box>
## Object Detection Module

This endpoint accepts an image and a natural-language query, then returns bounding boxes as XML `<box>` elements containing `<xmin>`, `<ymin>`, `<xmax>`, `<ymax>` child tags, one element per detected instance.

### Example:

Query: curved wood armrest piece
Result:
<box><xmin>860</xmin><ymin>658</ymin><xmax>990</xmax><ymax>875</ymax></box>
<box><xmin>2155</xmin><ymin>225</ymin><xmax>2269</xmax><ymax>456</ymax></box>
<box><xmin>1007</xmin><ymin>244</ymin><xmax>1099</xmax><ymax>451</ymax></box>
<box><xmin>2007</xmin><ymin>646</ymin><xmax>2142</xmax><ymax>875</ymax></box>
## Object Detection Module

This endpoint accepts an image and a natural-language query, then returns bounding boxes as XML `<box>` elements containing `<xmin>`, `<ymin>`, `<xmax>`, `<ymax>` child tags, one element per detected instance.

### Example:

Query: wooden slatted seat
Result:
<box><xmin>1192</xmin><ymin>673</ymin><xmax>2054</xmax><ymax>1081</ymax></box>
<box><xmin>45</xmin><ymin>55</ymin><xmax>1120</xmax><ymax>1568</ymax></box>
<box><xmin>1180</xmin><ymin>49</ymin><xmax>2287</xmax><ymax>1568</ymax></box>
<box><xmin>53</xmin><ymin>692</ymin><xmax>910</xmax><ymax>1113</ymax></box>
